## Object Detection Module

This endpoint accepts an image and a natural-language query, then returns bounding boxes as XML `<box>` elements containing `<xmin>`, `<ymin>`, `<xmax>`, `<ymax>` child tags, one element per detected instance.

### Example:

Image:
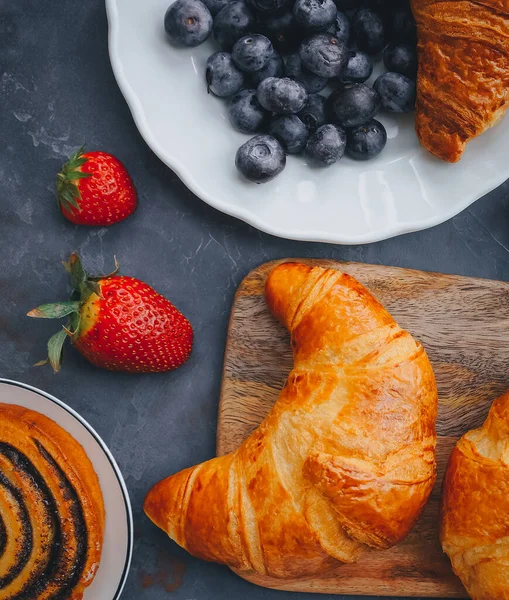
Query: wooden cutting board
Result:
<box><xmin>217</xmin><ymin>259</ymin><xmax>509</xmax><ymax>598</ymax></box>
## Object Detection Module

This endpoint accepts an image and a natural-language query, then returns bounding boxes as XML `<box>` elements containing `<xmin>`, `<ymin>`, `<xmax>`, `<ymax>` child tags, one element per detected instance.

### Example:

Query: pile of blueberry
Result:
<box><xmin>164</xmin><ymin>0</ymin><xmax>417</xmax><ymax>183</ymax></box>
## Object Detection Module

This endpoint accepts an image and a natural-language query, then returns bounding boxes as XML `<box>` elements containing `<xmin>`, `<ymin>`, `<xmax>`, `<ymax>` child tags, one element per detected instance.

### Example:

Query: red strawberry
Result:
<box><xmin>57</xmin><ymin>148</ymin><xmax>137</xmax><ymax>226</ymax></box>
<box><xmin>28</xmin><ymin>254</ymin><xmax>193</xmax><ymax>373</ymax></box>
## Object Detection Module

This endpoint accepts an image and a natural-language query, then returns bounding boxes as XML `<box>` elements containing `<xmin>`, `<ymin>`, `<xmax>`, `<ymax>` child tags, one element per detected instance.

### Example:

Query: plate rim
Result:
<box><xmin>0</xmin><ymin>378</ymin><xmax>134</xmax><ymax>600</ymax></box>
<box><xmin>105</xmin><ymin>0</ymin><xmax>507</xmax><ymax>245</ymax></box>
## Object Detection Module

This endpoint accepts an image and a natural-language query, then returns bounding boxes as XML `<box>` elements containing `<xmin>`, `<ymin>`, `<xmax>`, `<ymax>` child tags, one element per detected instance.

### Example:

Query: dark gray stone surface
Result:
<box><xmin>1</xmin><ymin>1</ymin><xmax>509</xmax><ymax>599</ymax></box>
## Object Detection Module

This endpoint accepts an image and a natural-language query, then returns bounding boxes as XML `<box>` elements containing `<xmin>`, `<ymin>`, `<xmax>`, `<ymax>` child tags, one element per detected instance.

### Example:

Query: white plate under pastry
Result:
<box><xmin>106</xmin><ymin>0</ymin><xmax>509</xmax><ymax>244</ymax></box>
<box><xmin>0</xmin><ymin>379</ymin><xmax>133</xmax><ymax>600</ymax></box>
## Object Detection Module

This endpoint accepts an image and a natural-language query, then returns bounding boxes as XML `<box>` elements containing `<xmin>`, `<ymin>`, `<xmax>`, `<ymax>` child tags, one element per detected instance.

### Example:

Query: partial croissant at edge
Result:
<box><xmin>0</xmin><ymin>403</ymin><xmax>105</xmax><ymax>600</ymax></box>
<box><xmin>145</xmin><ymin>262</ymin><xmax>438</xmax><ymax>579</ymax></box>
<box><xmin>441</xmin><ymin>390</ymin><xmax>509</xmax><ymax>600</ymax></box>
<box><xmin>412</xmin><ymin>0</ymin><xmax>509</xmax><ymax>162</ymax></box>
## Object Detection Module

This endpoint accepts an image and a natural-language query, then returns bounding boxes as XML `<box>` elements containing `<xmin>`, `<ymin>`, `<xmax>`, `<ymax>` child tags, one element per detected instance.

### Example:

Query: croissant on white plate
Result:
<box><xmin>145</xmin><ymin>262</ymin><xmax>438</xmax><ymax>578</ymax></box>
<box><xmin>411</xmin><ymin>0</ymin><xmax>509</xmax><ymax>162</ymax></box>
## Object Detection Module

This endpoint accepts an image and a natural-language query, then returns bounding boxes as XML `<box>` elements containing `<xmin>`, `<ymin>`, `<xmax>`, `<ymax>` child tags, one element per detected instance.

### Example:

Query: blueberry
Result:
<box><xmin>305</xmin><ymin>124</ymin><xmax>346</xmax><ymax>165</ymax></box>
<box><xmin>383</xmin><ymin>44</ymin><xmax>417</xmax><ymax>79</ymax></box>
<box><xmin>232</xmin><ymin>35</ymin><xmax>273</xmax><ymax>72</ymax></box>
<box><xmin>246</xmin><ymin>0</ymin><xmax>292</xmax><ymax>14</ymax></box>
<box><xmin>268</xmin><ymin>115</ymin><xmax>309</xmax><ymax>153</ymax></box>
<box><xmin>298</xmin><ymin>94</ymin><xmax>326</xmax><ymax>132</ymax></box>
<box><xmin>229</xmin><ymin>89</ymin><xmax>270</xmax><ymax>132</ymax></box>
<box><xmin>293</xmin><ymin>0</ymin><xmax>337</xmax><ymax>32</ymax></box>
<box><xmin>235</xmin><ymin>135</ymin><xmax>286</xmax><ymax>183</ymax></box>
<box><xmin>326</xmin><ymin>83</ymin><xmax>380</xmax><ymax>127</ymax></box>
<box><xmin>201</xmin><ymin>0</ymin><xmax>229</xmax><ymax>16</ymax></box>
<box><xmin>330</xmin><ymin>11</ymin><xmax>350</xmax><ymax>44</ymax></box>
<box><xmin>262</xmin><ymin>12</ymin><xmax>301</xmax><ymax>54</ymax></box>
<box><xmin>340</xmin><ymin>50</ymin><xmax>373</xmax><ymax>83</ymax></box>
<box><xmin>285</xmin><ymin>53</ymin><xmax>328</xmax><ymax>94</ymax></box>
<box><xmin>257</xmin><ymin>77</ymin><xmax>308</xmax><ymax>114</ymax></box>
<box><xmin>213</xmin><ymin>2</ymin><xmax>256</xmax><ymax>50</ymax></box>
<box><xmin>346</xmin><ymin>118</ymin><xmax>387</xmax><ymax>160</ymax></box>
<box><xmin>352</xmin><ymin>8</ymin><xmax>385</xmax><ymax>54</ymax></box>
<box><xmin>206</xmin><ymin>52</ymin><xmax>245</xmax><ymax>97</ymax></box>
<box><xmin>164</xmin><ymin>0</ymin><xmax>213</xmax><ymax>47</ymax></box>
<box><xmin>250</xmin><ymin>52</ymin><xmax>284</xmax><ymax>86</ymax></box>
<box><xmin>363</xmin><ymin>0</ymin><xmax>404</xmax><ymax>17</ymax></box>
<box><xmin>299</xmin><ymin>33</ymin><xmax>347</xmax><ymax>78</ymax></box>
<box><xmin>373</xmin><ymin>72</ymin><xmax>415</xmax><ymax>112</ymax></box>
<box><xmin>390</xmin><ymin>7</ymin><xmax>416</xmax><ymax>43</ymax></box>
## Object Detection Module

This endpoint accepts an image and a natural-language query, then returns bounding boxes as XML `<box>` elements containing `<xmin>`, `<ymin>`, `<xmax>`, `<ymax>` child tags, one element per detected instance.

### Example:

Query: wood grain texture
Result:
<box><xmin>217</xmin><ymin>259</ymin><xmax>509</xmax><ymax>598</ymax></box>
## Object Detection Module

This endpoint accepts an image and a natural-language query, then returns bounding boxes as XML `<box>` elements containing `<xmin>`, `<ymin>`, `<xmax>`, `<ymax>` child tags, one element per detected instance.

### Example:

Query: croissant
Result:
<box><xmin>441</xmin><ymin>391</ymin><xmax>509</xmax><ymax>599</ymax></box>
<box><xmin>145</xmin><ymin>262</ymin><xmax>438</xmax><ymax>578</ymax></box>
<box><xmin>411</xmin><ymin>0</ymin><xmax>509</xmax><ymax>162</ymax></box>
<box><xmin>0</xmin><ymin>403</ymin><xmax>105</xmax><ymax>600</ymax></box>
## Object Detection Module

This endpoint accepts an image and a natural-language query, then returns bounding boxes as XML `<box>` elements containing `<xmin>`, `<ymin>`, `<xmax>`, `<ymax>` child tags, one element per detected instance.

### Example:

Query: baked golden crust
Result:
<box><xmin>441</xmin><ymin>391</ymin><xmax>509</xmax><ymax>599</ymax></box>
<box><xmin>411</xmin><ymin>0</ymin><xmax>509</xmax><ymax>162</ymax></box>
<box><xmin>145</xmin><ymin>262</ymin><xmax>438</xmax><ymax>579</ymax></box>
<box><xmin>0</xmin><ymin>403</ymin><xmax>105</xmax><ymax>600</ymax></box>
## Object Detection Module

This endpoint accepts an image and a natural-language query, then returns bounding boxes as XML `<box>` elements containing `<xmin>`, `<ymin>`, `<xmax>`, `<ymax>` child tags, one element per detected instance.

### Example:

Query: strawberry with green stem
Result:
<box><xmin>28</xmin><ymin>254</ymin><xmax>193</xmax><ymax>373</ymax></box>
<box><xmin>57</xmin><ymin>148</ymin><xmax>137</xmax><ymax>226</ymax></box>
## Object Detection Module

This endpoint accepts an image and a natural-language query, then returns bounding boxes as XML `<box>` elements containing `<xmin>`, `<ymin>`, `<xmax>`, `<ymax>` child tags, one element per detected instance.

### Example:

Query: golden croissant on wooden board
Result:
<box><xmin>411</xmin><ymin>0</ymin><xmax>509</xmax><ymax>162</ymax></box>
<box><xmin>441</xmin><ymin>391</ymin><xmax>509</xmax><ymax>599</ymax></box>
<box><xmin>145</xmin><ymin>262</ymin><xmax>438</xmax><ymax>578</ymax></box>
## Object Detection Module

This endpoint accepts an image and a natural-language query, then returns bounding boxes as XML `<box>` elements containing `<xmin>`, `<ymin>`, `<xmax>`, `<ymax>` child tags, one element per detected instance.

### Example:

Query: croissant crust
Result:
<box><xmin>145</xmin><ymin>262</ymin><xmax>438</xmax><ymax>579</ymax></box>
<box><xmin>441</xmin><ymin>391</ymin><xmax>509</xmax><ymax>600</ymax></box>
<box><xmin>411</xmin><ymin>0</ymin><xmax>509</xmax><ymax>162</ymax></box>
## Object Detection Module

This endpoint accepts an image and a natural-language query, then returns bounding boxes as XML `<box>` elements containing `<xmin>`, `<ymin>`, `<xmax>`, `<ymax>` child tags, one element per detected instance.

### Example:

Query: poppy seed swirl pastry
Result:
<box><xmin>0</xmin><ymin>403</ymin><xmax>105</xmax><ymax>599</ymax></box>
<box><xmin>145</xmin><ymin>262</ymin><xmax>438</xmax><ymax>578</ymax></box>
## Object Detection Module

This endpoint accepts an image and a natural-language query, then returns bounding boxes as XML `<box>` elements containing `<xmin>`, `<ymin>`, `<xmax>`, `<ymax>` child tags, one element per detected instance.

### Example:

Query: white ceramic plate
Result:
<box><xmin>0</xmin><ymin>379</ymin><xmax>133</xmax><ymax>600</ymax></box>
<box><xmin>106</xmin><ymin>0</ymin><xmax>509</xmax><ymax>244</ymax></box>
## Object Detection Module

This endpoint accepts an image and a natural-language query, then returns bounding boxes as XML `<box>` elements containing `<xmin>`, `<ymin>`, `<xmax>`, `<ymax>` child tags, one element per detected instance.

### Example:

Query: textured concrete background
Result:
<box><xmin>1</xmin><ymin>1</ymin><xmax>509</xmax><ymax>599</ymax></box>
